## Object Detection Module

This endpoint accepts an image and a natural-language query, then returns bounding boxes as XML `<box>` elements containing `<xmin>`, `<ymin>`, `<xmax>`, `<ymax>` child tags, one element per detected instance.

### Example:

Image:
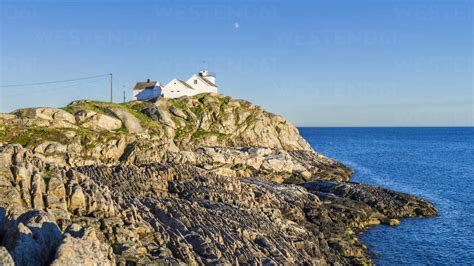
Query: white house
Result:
<box><xmin>184</xmin><ymin>70</ymin><xmax>218</xmax><ymax>94</ymax></box>
<box><xmin>133</xmin><ymin>70</ymin><xmax>218</xmax><ymax>100</ymax></box>
<box><xmin>161</xmin><ymin>79</ymin><xmax>194</xmax><ymax>98</ymax></box>
<box><xmin>132</xmin><ymin>79</ymin><xmax>163</xmax><ymax>100</ymax></box>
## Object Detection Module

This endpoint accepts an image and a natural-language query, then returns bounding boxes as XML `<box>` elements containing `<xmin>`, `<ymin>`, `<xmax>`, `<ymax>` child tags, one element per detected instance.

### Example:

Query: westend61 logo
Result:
<box><xmin>0</xmin><ymin>4</ymin><xmax>37</xmax><ymax>20</ymax></box>
<box><xmin>275</xmin><ymin>30</ymin><xmax>399</xmax><ymax>47</ymax></box>
<box><xmin>160</xmin><ymin>56</ymin><xmax>278</xmax><ymax>74</ymax></box>
<box><xmin>393</xmin><ymin>3</ymin><xmax>472</xmax><ymax>21</ymax></box>
<box><xmin>34</xmin><ymin>30</ymin><xmax>162</xmax><ymax>47</ymax></box>
<box><xmin>153</xmin><ymin>3</ymin><xmax>277</xmax><ymax>20</ymax></box>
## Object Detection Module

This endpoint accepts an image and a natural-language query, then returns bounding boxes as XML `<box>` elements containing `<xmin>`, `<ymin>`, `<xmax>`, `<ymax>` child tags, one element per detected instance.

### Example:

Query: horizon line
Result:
<box><xmin>297</xmin><ymin>125</ymin><xmax>474</xmax><ymax>128</ymax></box>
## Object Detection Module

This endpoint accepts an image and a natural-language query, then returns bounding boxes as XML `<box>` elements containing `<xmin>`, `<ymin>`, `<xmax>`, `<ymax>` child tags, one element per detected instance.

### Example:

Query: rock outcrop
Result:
<box><xmin>0</xmin><ymin>94</ymin><xmax>437</xmax><ymax>264</ymax></box>
<box><xmin>0</xmin><ymin>246</ymin><xmax>14</xmax><ymax>266</ymax></box>
<box><xmin>3</xmin><ymin>210</ymin><xmax>63</xmax><ymax>265</ymax></box>
<box><xmin>52</xmin><ymin>224</ymin><xmax>115</xmax><ymax>265</ymax></box>
<box><xmin>145</xmin><ymin>94</ymin><xmax>312</xmax><ymax>151</ymax></box>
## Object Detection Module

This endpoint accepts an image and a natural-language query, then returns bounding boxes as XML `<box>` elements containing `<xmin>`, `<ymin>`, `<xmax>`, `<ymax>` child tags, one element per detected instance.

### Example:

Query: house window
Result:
<box><xmin>194</xmin><ymin>80</ymin><xmax>197</xmax><ymax>84</ymax></box>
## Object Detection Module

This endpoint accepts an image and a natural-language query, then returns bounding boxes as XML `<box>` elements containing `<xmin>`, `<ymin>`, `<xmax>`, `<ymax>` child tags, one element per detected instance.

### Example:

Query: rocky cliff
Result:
<box><xmin>0</xmin><ymin>93</ymin><xmax>436</xmax><ymax>265</ymax></box>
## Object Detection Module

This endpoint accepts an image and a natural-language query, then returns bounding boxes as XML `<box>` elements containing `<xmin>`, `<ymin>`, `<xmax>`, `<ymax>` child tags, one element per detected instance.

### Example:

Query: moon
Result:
<box><xmin>234</xmin><ymin>22</ymin><xmax>239</xmax><ymax>29</ymax></box>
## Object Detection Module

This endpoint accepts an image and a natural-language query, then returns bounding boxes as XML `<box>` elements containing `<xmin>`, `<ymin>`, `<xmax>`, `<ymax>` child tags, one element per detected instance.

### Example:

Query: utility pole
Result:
<box><xmin>123</xmin><ymin>90</ymin><xmax>126</xmax><ymax>103</ymax></box>
<box><xmin>109</xmin><ymin>73</ymin><xmax>113</xmax><ymax>103</ymax></box>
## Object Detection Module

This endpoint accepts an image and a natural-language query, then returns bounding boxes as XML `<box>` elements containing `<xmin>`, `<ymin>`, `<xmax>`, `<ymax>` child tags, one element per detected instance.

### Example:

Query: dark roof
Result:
<box><xmin>133</xmin><ymin>81</ymin><xmax>158</xmax><ymax>91</ymax></box>
<box><xmin>173</xmin><ymin>79</ymin><xmax>194</xmax><ymax>90</ymax></box>
<box><xmin>195</xmin><ymin>75</ymin><xmax>217</xmax><ymax>88</ymax></box>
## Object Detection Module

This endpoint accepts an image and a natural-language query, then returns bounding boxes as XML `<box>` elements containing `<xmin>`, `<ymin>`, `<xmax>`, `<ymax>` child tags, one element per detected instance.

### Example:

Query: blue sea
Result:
<box><xmin>299</xmin><ymin>127</ymin><xmax>474</xmax><ymax>265</ymax></box>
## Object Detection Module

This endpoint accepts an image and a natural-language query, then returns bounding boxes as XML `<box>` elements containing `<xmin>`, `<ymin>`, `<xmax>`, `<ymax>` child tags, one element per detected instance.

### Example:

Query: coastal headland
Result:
<box><xmin>0</xmin><ymin>93</ymin><xmax>437</xmax><ymax>265</ymax></box>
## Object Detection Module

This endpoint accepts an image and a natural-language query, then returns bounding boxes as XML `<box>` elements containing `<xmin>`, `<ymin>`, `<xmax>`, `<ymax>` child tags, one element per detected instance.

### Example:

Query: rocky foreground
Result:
<box><xmin>0</xmin><ymin>94</ymin><xmax>437</xmax><ymax>265</ymax></box>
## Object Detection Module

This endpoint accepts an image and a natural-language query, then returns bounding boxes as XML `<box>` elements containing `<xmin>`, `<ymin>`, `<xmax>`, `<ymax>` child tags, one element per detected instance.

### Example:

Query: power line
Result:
<box><xmin>2</xmin><ymin>75</ymin><xmax>107</xmax><ymax>91</ymax></box>
<box><xmin>0</xmin><ymin>73</ymin><xmax>110</xmax><ymax>88</ymax></box>
<box><xmin>3</xmin><ymin>79</ymin><xmax>106</xmax><ymax>97</ymax></box>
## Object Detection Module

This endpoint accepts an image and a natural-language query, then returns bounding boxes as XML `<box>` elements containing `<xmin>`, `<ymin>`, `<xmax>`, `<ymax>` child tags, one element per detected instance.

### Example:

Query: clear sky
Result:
<box><xmin>1</xmin><ymin>0</ymin><xmax>472</xmax><ymax>126</ymax></box>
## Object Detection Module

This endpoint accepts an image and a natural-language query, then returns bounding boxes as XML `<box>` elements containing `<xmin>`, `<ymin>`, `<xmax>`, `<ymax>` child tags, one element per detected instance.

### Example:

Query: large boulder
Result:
<box><xmin>108</xmin><ymin>108</ymin><xmax>143</xmax><ymax>134</ymax></box>
<box><xmin>3</xmin><ymin>210</ymin><xmax>63</xmax><ymax>265</ymax></box>
<box><xmin>15</xmin><ymin>108</ymin><xmax>76</xmax><ymax>128</ymax></box>
<box><xmin>33</xmin><ymin>141</ymin><xmax>67</xmax><ymax>155</ymax></box>
<box><xmin>0</xmin><ymin>246</ymin><xmax>14</xmax><ymax>266</ymax></box>
<box><xmin>52</xmin><ymin>224</ymin><xmax>115</xmax><ymax>265</ymax></box>
<box><xmin>75</xmin><ymin>110</ymin><xmax>122</xmax><ymax>131</ymax></box>
<box><xmin>46</xmin><ymin>176</ymin><xmax>68</xmax><ymax>211</ymax></box>
<box><xmin>0</xmin><ymin>176</ymin><xmax>23</xmax><ymax>207</ymax></box>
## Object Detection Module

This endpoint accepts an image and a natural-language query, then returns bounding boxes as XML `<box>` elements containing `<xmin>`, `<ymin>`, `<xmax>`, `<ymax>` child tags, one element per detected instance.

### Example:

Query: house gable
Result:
<box><xmin>162</xmin><ymin>79</ymin><xmax>194</xmax><ymax>98</ymax></box>
<box><xmin>186</xmin><ymin>74</ymin><xmax>217</xmax><ymax>94</ymax></box>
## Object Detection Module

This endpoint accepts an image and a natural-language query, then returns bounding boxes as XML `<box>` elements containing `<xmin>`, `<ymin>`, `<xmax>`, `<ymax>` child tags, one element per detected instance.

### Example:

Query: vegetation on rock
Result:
<box><xmin>0</xmin><ymin>93</ymin><xmax>437</xmax><ymax>264</ymax></box>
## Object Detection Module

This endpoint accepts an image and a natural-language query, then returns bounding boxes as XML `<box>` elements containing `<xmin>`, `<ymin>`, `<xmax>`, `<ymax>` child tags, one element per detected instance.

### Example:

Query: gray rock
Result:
<box><xmin>0</xmin><ymin>95</ymin><xmax>438</xmax><ymax>265</ymax></box>
<box><xmin>3</xmin><ymin>210</ymin><xmax>62</xmax><ymax>266</ymax></box>
<box><xmin>0</xmin><ymin>246</ymin><xmax>14</xmax><ymax>266</ymax></box>
<box><xmin>302</xmin><ymin>181</ymin><xmax>438</xmax><ymax>218</ymax></box>
<box><xmin>17</xmin><ymin>108</ymin><xmax>76</xmax><ymax>124</ymax></box>
<box><xmin>52</xmin><ymin>224</ymin><xmax>115</xmax><ymax>265</ymax></box>
<box><xmin>145</xmin><ymin>95</ymin><xmax>312</xmax><ymax>151</ymax></box>
<box><xmin>75</xmin><ymin>110</ymin><xmax>122</xmax><ymax>131</ymax></box>
<box><xmin>108</xmin><ymin>108</ymin><xmax>144</xmax><ymax>134</ymax></box>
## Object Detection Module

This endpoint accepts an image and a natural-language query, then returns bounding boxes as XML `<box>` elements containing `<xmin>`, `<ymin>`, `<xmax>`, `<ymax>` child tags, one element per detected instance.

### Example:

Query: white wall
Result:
<box><xmin>132</xmin><ymin>89</ymin><xmax>143</xmax><ymax>100</ymax></box>
<box><xmin>186</xmin><ymin>75</ymin><xmax>217</xmax><ymax>94</ymax></box>
<box><xmin>203</xmin><ymin>76</ymin><xmax>215</xmax><ymax>84</ymax></box>
<box><xmin>162</xmin><ymin>79</ymin><xmax>193</xmax><ymax>98</ymax></box>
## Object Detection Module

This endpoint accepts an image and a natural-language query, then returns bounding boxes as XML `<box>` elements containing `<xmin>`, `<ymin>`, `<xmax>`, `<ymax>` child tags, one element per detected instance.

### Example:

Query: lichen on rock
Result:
<box><xmin>0</xmin><ymin>93</ymin><xmax>437</xmax><ymax>264</ymax></box>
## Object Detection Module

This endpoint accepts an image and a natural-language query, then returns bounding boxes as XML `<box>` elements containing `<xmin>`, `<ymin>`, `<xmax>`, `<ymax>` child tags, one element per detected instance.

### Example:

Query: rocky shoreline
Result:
<box><xmin>0</xmin><ymin>94</ymin><xmax>437</xmax><ymax>265</ymax></box>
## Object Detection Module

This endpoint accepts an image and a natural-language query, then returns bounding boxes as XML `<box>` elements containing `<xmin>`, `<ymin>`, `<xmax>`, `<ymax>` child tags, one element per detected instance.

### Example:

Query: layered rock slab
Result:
<box><xmin>0</xmin><ymin>94</ymin><xmax>438</xmax><ymax>264</ymax></box>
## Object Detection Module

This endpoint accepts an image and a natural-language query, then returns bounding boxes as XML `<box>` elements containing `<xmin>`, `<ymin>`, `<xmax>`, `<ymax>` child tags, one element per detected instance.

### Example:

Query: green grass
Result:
<box><xmin>2</xmin><ymin>123</ymin><xmax>124</xmax><ymax>148</ymax></box>
<box><xmin>42</xmin><ymin>168</ymin><xmax>53</xmax><ymax>183</ymax></box>
<box><xmin>62</xmin><ymin>101</ymin><xmax>107</xmax><ymax>115</ymax></box>
<box><xmin>190</xmin><ymin>105</ymin><xmax>205</xmax><ymax>120</ymax></box>
<box><xmin>118</xmin><ymin>104</ymin><xmax>159</xmax><ymax>131</ymax></box>
<box><xmin>170</xmin><ymin>116</ymin><xmax>181</xmax><ymax>126</ymax></box>
<box><xmin>0</xmin><ymin>126</ymin><xmax>6</xmax><ymax>142</ymax></box>
<box><xmin>191</xmin><ymin>128</ymin><xmax>211</xmax><ymax>138</ymax></box>
<box><xmin>233</xmin><ymin>108</ymin><xmax>241</xmax><ymax>127</ymax></box>
<box><xmin>63</xmin><ymin>100</ymin><xmax>161</xmax><ymax>133</ymax></box>
<box><xmin>13</xmin><ymin>109</ymin><xmax>29</xmax><ymax>118</ymax></box>
<box><xmin>174</xmin><ymin>124</ymin><xmax>194</xmax><ymax>140</ymax></box>
<box><xmin>8</xmin><ymin>127</ymin><xmax>71</xmax><ymax>146</ymax></box>
<box><xmin>191</xmin><ymin>128</ymin><xmax>228</xmax><ymax>140</ymax></box>
<box><xmin>169</xmin><ymin>99</ymin><xmax>188</xmax><ymax>110</ymax></box>
<box><xmin>244</xmin><ymin>111</ymin><xmax>258</xmax><ymax>127</ymax></box>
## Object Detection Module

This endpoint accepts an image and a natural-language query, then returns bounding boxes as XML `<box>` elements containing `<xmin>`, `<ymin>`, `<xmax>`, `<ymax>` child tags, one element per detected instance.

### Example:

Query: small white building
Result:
<box><xmin>132</xmin><ymin>79</ymin><xmax>163</xmax><ymax>100</ymax></box>
<box><xmin>161</xmin><ymin>79</ymin><xmax>194</xmax><ymax>98</ymax></box>
<box><xmin>133</xmin><ymin>70</ymin><xmax>218</xmax><ymax>100</ymax></box>
<box><xmin>184</xmin><ymin>70</ymin><xmax>218</xmax><ymax>95</ymax></box>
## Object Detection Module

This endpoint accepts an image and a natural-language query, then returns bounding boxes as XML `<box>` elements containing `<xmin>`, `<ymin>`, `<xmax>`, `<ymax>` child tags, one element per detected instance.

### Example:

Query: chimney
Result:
<box><xmin>199</xmin><ymin>69</ymin><xmax>209</xmax><ymax>76</ymax></box>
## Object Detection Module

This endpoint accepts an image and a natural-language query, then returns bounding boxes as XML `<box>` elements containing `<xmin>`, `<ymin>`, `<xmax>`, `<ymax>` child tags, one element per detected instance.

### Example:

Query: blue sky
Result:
<box><xmin>1</xmin><ymin>0</ymin><xmax>472</xmax><ymax>126</ymax></box>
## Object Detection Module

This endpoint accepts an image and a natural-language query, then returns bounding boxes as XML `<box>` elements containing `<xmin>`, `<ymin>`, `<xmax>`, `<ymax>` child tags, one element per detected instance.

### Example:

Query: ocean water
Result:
<box><xmin>299</xmin><ymin>127</ymin><xmax>474</xmax><ymax>265</ymax></box>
